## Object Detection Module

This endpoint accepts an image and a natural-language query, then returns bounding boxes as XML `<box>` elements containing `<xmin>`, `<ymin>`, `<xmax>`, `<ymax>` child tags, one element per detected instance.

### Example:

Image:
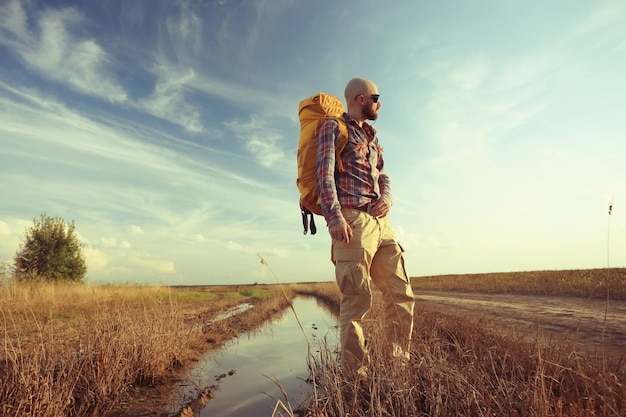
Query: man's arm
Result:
<box><xmin>316</xmin><ymin>119</ymin><xmax>353</xmax><ymax>243</ymax></box>
<box><xmin>371</xmin><ymin>145</ymin><xmax>393</xmax><ymax>218</ymax></box>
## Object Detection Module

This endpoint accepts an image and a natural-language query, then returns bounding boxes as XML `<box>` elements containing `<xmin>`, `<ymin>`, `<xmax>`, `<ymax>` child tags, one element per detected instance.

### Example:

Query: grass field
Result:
<box><xmin>0</xmin><ymin>282</ymin><xmax>291</xmax><ymax>417</ymax></box>
<box><xmin>411</xmin><ymin>267</ymin><xmax>626</xmax><ymax>299</ymax></box>
<box><xmin>295</xmin><ymin>273</ymin><xmax>626</xmax><ymax>417</ymax></box>
<box><xmin>1</xmin><ymin>268</ymin><xmax>625</xmax><ymax>416</ymax></box>
<box><xmin>295</xmin><ymin>269</ymin><xmax>626</xmax><ymax>417</ymax></box>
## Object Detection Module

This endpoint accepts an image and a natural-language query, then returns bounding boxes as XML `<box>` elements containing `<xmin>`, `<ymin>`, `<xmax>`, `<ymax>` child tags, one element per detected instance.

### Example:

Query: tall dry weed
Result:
<box><xmin>0</xmin><ymin>282</ymin><xmax>283</xmax><ymax>417</ymax></box>
<box><xmin>304</xmin><ymin>295</ymin><xmax>626</xmax><ymax>417</ymax></box>
<box><xmin>0</xmin><ymin>285</ymin><xmax>198</xmax><ymax>416</ymax></box>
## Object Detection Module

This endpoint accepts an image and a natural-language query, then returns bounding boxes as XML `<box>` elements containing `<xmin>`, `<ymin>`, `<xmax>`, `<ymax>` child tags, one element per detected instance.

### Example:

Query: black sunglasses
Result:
<box><xmin>355</xmin><ymin>94</ymin><xmax>380</xmax><ymax>103</ymax></box>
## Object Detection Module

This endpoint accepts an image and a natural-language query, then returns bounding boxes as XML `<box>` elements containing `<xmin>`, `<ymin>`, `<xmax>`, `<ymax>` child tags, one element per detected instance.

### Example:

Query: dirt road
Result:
<box><xmin>415</xmin><ymin>291</ymin><xmax>626</xmax><ymax>360</ymax></box>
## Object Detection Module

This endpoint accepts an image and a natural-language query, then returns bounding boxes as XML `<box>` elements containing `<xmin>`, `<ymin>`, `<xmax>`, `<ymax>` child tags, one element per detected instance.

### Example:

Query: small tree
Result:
<box><xmin>14</xmin><ymin>213</ymin><xmax>87</xmax><ymax>282</ymax></box>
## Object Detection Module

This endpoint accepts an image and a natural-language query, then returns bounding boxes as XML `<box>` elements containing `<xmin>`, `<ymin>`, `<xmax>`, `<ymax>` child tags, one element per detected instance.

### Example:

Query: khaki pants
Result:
<box><xmin>332</xmin><ymin>208</ymin><xmax>415</xmax><ymax>374</ymax></box>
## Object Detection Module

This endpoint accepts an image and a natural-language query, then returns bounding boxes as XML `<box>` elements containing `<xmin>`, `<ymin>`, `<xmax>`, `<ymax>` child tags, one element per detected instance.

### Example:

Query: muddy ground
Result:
<box><xmin>416</xmin><ymin>291</ymin><xmax>626</xmax><ymax>361</ymax></box>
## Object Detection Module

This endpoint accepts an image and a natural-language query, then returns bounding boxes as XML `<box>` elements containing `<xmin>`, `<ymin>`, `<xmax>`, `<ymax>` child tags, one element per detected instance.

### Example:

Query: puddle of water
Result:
<box><xmin>208</xmin><ymin>303</ymin><xmax>254</xmax><ymax>323</ymax></box>
<box><xmin>172</xmin><ymin>297</ymin><xmax>338</xmax><ymax>417</ymax></box>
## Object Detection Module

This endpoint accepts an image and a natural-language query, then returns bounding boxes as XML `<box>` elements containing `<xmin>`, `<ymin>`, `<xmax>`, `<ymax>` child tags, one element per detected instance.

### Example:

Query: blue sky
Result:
<box><xmin>1</xmin><ymin>0</ymin><xmax>625</xmax><ymax>285</ymax></box>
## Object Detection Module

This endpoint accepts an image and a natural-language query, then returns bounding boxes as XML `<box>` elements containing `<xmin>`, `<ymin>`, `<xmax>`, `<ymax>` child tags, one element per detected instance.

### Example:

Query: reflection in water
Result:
<box><xmin>172</xmin><ymin>297</ymin><xmax>338</xmax><ymax>417</ymax></box>
<box><xmin>208</xmin><ymin>303</ymin><xmax>254</xmax><ymax>323</ymax></box>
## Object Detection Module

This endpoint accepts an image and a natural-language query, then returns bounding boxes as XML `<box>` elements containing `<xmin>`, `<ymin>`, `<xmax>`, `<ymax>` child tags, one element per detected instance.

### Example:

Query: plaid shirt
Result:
<box><xmin>316</xmin><ymin>113</ymin><xmax>392</xmax><ymax>227</ymax></box>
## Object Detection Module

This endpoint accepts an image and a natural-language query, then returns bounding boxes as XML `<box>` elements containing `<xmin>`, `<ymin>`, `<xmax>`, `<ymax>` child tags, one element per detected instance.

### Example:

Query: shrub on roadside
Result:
<box><xmin>13</xmin><ymin>213</ymin><xmax>87</xmax><ymax>283</ymax></box>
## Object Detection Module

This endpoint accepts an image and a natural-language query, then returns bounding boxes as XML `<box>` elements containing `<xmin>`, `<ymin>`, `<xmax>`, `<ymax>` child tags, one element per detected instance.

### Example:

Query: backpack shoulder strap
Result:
<box><xmin>334</xmin><ymin>117</ymin><xmax>349</xmax><ymax>172</ymax></box>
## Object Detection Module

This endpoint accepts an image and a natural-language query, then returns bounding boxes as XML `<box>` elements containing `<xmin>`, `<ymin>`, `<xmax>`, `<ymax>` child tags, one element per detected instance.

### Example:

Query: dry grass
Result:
<box><xmin>292</xmin><ymin>276</ymin><xmax>626</xmax><ymax>417</ymax></box>
<box><xmin>303</xmin><ymin>293</ymin><xmax>626</xmax><ymax>417</ymax></box>
<box><xmin>412</xmin><ymin>268</ymin><xmax>626</xmax><ymax>299</ymax></box>
<box><xmin>3</xmin><ymin>268</ymin><xmax>625</xmax><ymax>417</ymax></box>
<box><xmin>0</xmin><ymin>281</ymin><xmax>291</xmax><ymax>417</ymax></box>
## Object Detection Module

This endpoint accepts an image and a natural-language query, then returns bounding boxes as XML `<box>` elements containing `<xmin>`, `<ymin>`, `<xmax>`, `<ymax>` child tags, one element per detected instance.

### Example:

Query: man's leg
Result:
<box><xmin>334</xmin><ymin>246</ymin><xmax>372</xmax><ymax>373</ymax></box>
<box><xmin>332</xmin><ymin>209</ymin><xmax>380</xmax><ymax>374</ymax></box>
<box><xmin>370</xmin><ymin>217</ymin><xmax>415</xmax><ymax>360</ymax></box>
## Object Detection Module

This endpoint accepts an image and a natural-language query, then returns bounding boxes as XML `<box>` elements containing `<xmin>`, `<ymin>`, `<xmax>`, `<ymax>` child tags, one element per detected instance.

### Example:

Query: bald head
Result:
<box><xmin>344</xmin><ymin>78</ymin><xmax>378</xmax><ymax>103</ymax></box>
<box><xmin>344</xmin><ymin>78</ymin><xmax>380</xmax><ymax>123</ymax></box>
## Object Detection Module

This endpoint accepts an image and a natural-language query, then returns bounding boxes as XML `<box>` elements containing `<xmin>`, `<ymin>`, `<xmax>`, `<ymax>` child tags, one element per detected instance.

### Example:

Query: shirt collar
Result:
<box><xmin>343</xmin><ymin>112</ymin><xmax>377</xmax><ymax>138</ymax></box>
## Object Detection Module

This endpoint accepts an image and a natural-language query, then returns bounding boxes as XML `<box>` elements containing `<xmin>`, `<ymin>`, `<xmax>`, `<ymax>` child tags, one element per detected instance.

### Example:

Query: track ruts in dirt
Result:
<box><xmin>416</xmin><ymin>291</ymin><xmax>626</xmax><ymax>360</ymax></box>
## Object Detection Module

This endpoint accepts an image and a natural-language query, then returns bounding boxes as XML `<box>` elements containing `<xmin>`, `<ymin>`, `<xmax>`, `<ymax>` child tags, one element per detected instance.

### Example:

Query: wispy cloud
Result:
<box><xmin>224</xmin><ymin>115</ymin><xmax>286</xmax><ymax>168</ymax></box>
<box><xmin>161</xmin><ymin>1</ymin><xmax>203</xmax><ymax>60</ymax></box>
<box><xmin>573</xmin><ymin>0</ymin><xmax>626</xmax><ymax>45</ymax></box>
<box><xmin>0</xmin><ymin>74</ymin><xmax>300</xmax><ymax>281</ymax></box>
<box><xmin>0</xmin><ymin>0</ymin><xmax>126</xmax><ymax>102</ymax></box>
<box><xmin>100</xmin><ymin>237</ymin><xmax>131</xmax><ymax>249</ymax></box>
<box><xmin>0</xmin><ymin>82</ymin><xmax>183</xmax><ymax>174</ymax></box>
<box><xmin>137</xmin><ymin>64</ymin><xmax>205</xmax><ymax>134</ymax></box>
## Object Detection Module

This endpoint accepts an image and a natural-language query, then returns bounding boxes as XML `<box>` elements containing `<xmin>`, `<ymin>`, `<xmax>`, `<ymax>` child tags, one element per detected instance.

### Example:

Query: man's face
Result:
<box><xmin>361</xmin><ymin>94</ymin><xmax>380</xmax><ymax>121</ymax></box>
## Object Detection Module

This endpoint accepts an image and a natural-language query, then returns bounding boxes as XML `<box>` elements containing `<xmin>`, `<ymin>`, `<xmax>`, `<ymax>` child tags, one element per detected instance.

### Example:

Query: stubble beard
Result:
<box><xmin>363</xmin><ymin>106</ymin><xmax>378</xmax><ymax>121</ymax></box>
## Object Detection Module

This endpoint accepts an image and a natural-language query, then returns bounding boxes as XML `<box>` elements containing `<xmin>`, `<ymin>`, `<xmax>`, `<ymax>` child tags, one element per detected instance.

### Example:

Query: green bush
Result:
<box><xmin>14</xmin><ymin>213</ymin><xmax>87</xmax><ymax>282</ymax></box>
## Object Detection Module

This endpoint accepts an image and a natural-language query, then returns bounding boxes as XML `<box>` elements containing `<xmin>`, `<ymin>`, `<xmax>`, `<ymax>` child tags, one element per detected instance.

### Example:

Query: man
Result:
<box><xmin>316</xmin><ymin>77</ymin><xmax>415</xmax><ymax>375</ymax></box>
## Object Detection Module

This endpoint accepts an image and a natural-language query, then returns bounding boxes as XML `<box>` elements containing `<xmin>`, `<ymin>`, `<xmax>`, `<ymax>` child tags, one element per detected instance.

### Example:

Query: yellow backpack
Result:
<box><xmin>296</xmin><ymin>93</ymin><xmax>349</xmax><ymax>235</ymax></box>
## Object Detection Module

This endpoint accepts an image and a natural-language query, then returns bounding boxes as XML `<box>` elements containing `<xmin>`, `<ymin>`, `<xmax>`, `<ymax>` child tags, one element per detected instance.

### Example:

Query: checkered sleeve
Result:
<box><xmin>316</xmin><ymin>119</ymin><xmax>344</xmax><ymax>227</ymax></box>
